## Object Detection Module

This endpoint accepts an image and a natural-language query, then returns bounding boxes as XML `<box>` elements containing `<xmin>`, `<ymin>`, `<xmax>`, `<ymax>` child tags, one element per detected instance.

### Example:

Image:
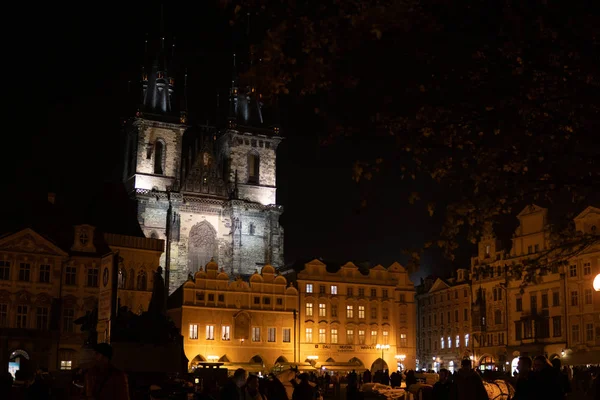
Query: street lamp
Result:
<box><xmin>593</xmin><ymin>273</ymin><xmax>600</xmax><ymax>292</ymax></box>
<box><xmin>376</xmin><ymin>344</ymin><xmax>390</xmax><ymax>370</ymax></box>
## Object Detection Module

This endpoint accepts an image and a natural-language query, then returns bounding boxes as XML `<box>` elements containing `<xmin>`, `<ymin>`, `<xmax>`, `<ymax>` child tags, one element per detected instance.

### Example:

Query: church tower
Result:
<box><xmin>123</xmin><ymin>17</ymin><xmax>284</xmax><ymax>293</ymax></box>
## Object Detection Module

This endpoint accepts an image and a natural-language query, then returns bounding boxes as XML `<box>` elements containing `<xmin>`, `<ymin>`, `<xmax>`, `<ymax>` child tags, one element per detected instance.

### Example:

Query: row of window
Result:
<box><xmin>305</xmin><ymin>284</ymin><xmax>399</xmax><ymax>300</ymax></box>
<box><xmin>0</xmin><ymin>303</ymin><xmax>76</xmax><ymax>332</ymax></box>
<box><xmin>196</xmin><ymin>292</ymin><xmax>287</xmax><ymax>306</ymax></box>
<box><xmin>188</xmin><ymin>324</ymin><xmax>291</xmax><ymax>343</ymax></box>
<box><xmin>422</xmin><ymin>334</ymin><xmax>470</xmax><ymax>352</ymax></box>
<box><xmin>0</xmin><ymin>262</ymin><xmax>150</xmax><ymax>291</ymax></box>
<box><xmin>425</xmin><ymin>289</ymin><xmax>469</xmax><ymax>306</ymax></box>
<box><xmin>568</xmin><ymin>262</ymin><xmax>593</xmax><ymax>278</ymax></box>
<box><xmin>514</xmin><ymin>317</ymin><xmax>596</xmax><ymax>343</ymax></box>
<box><xmin>515</xmin><ymin>288</ymin><xmax>594</xmax><ymax>311</ymax></box>
<box><xmin>423</xmin><ymin>308</ymin><xmax>469</xmax><ymax>328</ymax></box>
<box><xmin>303</xmin><ymin>328</ymin><xmax>406</xmax><ymax>346</ymax></box>
<box><xmin>305</xmin><ymin>303</ymin><xmax>391</xmax><ymax>320</ymax></box>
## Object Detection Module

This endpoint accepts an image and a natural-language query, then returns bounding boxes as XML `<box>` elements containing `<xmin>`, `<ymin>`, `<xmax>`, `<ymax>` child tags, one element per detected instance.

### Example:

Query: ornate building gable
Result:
<box><xmin>574</xmin><ymin>206</ymin><xmax>600</xmax><ymax>234</ymax></box>
<box><xmin>0</xmin><ymin>228</ymin><xmax>68</xmax><ymax>257</ymax></box>
<box><xmin>428</xmin><ymin>278</ymin><xmax>451</xmax><ymax>294</ymax></box>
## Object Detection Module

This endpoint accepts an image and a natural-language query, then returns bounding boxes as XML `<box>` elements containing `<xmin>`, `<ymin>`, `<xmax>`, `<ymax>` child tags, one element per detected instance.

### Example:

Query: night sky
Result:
<box><xmin>5</xmin><ymin>3</ymin><xmax>482</xmax><ymax>281</ymax></box>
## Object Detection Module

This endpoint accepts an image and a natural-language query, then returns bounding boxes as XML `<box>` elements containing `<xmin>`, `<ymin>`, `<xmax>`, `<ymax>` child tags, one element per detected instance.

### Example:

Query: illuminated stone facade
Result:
<box><xmin>0</xmin><ymin>226</ymin><xmax>163</xmax><ymax>373</ymax></box>
<box><xmin>293</xmin><ymin>260</ymin><xmax>417</xmax><ymax>373</ymax></box>
<box><xmin>169</xmin><ymin>262</ymin><xmax>298</xmax><ymax>371</ymax></box>
<box><xmin>123</xmin><ymin>100</ymin><xmax>284</xmax><ymax>296</ymax></box>
<box><xmin>416</xmin><ymin>271</ymin><xmax>472</xmax><ymax>373</ymax></box>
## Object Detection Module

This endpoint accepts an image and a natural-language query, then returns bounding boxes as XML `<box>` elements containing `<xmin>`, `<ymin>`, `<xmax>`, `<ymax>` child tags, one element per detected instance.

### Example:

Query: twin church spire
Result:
<box><xmin>136</xmin><ymin>6</ymin><xmax>277</xmax><ymax>134</ymax></box>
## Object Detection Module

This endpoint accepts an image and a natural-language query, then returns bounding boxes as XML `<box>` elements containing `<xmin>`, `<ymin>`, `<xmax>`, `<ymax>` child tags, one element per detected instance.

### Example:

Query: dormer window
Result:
<box><xmin>79</xmin><ymin>232</ymin><xmax>88</xmax><ymax>246</ymax></box>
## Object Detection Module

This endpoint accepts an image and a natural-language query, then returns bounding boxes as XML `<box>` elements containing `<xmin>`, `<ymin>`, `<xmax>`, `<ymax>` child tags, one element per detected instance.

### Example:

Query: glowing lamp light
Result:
<box><xmin>561</xmin><ymin>349</ymin><xmax>566</xmax><ymax>357</ymax></box>
<box><xmin>307</xmin><ymin>355</ymin><xmax>319</xmax><ymax>360</ymax></box>
<box><xmin>593</xmin><ymin>273</ymin><xmax>600</xmax><ymax>292</ymax></box>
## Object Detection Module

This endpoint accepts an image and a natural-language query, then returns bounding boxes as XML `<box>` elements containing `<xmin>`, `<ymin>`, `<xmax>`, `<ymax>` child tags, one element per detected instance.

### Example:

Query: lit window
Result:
<box><xmin>358</xmin><ymin>330</ymin><xmax>366</xmax><ymax>344</ymax></box>
<box><xmin>206</xmin><ymin>325</ymin><xmax>215</xmax><ymax>340</ymax></box>
<box><xmin>330</xmin><ymin>285</ymin><xmax>338</xmax><ymax>294</ymax></box>
<box><xmin>441</xmin><ymin>337</ymin><xmax>445</xmax><ymax>349</ymax></box>
<box><xmin>319</xmin><ymin>303</ymin><xmax>326</xmax><ymax>317</ymax></box>
<box><xmin>268</xmin><ymin>327</ymin><xmax>276</xmax><ymax>342</ymax></box>
<box><xmin>306</xmin><ymin>284</ymin><xmax>313</xmax><ymax>293</ymax></box>
<box><xmin>319</xmin><ymin>328</ymin><xmax>326</xmax><ymax>343</ymax></box>
<box><xmin>305</xmin><ymin>328</ymin><xmax>313</xmax><ymax>342</ymax></box>
<box><xmin>456</xmin><ymin>335</ymin><xmax>460</xmax><ymax>348</ymax></box>
<box><xmin>346</xmin><ymin>305</ymin><xmax>354</xmax><ymax>318</ymax></box>
<box><xmin>464</xmin><ymin>334</ymin><xmax>469</xmax><ymax>347</ymax></box>
<box><xmin>371</xmin><ymin>330</ymin><xmax>378</xmax><ymax>345</ymax></box>
<box><xmin>382</xmin><ymin>330</ymin><xmax>389</xmax><ymax>344</ymax></box>
<box><xmin>306</xmin><ymin>303</ymin><xmax>313</xmax><ymax>317</ymax></box>
<box><xmin>358</xmin><ymin>305</ymin><xmax>365</xmax><ymax>319</ymax></box>
<box><xmin>447</xmin><ymin>336</ymin><xmax>452</xmax><ymax>349</ymax></box>
<box><xmin>252</xmin><ymin>327</ymin><xmax>261</xmax><ymax>342</ymax></box>
<box><xmin>400</xmin><ymin>333</ymin><xmax>407</xmax><ymax>347</ymax></box>
<box><xmin>222</xmin><ymin>326</ymin><xmax>230</xmax><ymax>341</ymax></box>
<box><xmin>60</xmin><ymin>360</ymin><xmax>72</xmax><ymax>370</ymax></box>
<box><xmin>189</xmin><ymin>324</ymin><xmax>198</xmax><ymax>340</ymax></box>
<box><xmin>331</xmin><ymin>329</ymin><xmax>338</xmax><ymax>343</ymax></box>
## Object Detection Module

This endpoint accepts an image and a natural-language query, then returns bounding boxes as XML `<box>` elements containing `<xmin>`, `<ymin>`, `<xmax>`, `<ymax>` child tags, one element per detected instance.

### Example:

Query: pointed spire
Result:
<box><xmin>228</xmin><ymin>53</ymin><xmax>239</xmax><ymax>129</ymax></box>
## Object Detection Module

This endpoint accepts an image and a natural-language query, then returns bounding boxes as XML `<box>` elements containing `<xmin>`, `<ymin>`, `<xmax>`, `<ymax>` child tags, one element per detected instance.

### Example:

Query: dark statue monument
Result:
<box><xmin>74</xmin><ymin>308</ymin><xmax>98</xmax><ymax>346</ymax></box>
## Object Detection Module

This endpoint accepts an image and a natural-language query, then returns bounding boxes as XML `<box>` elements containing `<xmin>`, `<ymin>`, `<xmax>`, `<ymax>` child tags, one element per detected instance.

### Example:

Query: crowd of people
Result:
<box><xmin>2</xmin><ymin>348</ymin><xmax>598</xmax><ymax>400</ymax></box>
<box><xmin>427</xmin><ymin>357</ymin><xmax>599</xmax><ymax>400</ymax></box>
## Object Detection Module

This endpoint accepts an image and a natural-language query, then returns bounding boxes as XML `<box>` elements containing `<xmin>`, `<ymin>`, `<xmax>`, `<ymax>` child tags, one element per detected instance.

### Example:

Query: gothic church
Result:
<box><xmin>122</xmin><ymin>37</ymin><xmax>284</xmax><ymax>293</ymax></box>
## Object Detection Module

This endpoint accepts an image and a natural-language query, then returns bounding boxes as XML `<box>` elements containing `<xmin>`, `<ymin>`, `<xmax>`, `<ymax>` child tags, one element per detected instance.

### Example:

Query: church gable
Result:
<box><xmin>0</xmin><ymin>229</ymin><xmax>68</xmax><ymax>257</ymax></box>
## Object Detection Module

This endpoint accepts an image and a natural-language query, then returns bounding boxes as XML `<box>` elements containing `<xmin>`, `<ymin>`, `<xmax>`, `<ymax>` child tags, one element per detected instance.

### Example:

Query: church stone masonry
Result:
<box><xmin>123</xmin><ymin>38</ymin><xmax>284</xmax><ymax>294</ymax></box>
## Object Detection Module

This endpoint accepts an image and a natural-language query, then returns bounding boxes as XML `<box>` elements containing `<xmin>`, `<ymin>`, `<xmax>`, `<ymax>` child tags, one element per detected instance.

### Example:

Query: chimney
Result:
<box><xmin>48</xmin><ymin>192</ymin><xmax>56</xmax><ymax>205</ymax></box>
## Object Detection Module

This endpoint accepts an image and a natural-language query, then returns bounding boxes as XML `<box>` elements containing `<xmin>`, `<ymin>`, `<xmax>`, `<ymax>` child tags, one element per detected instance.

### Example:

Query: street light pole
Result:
<box><xmin>376</xmin><ymin>344</ymin><xmax>390</xmax><ymax>371</ymax></box>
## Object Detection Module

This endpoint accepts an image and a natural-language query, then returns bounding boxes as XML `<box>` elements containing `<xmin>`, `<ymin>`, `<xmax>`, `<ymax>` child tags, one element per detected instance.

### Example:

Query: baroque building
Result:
<box><xmin>167</xmin><ymin>259</ymin><xmax>417</xmax><ymax>373</ymax></box>
<box><xmin>563</xmin><ymin>206</ymin><xmax>600</xmax><ymax>365</ymax></box>
<box><xmin>415</xmin><ymin>204</ymin><xmax>600</xmax><ymax>372</ymax></box>
<box><xmin>469</xmin><ymin>204</ymin><xmax>600</xmax><ymax>372</ymax></box>
<box><xmin>168</xmin><ymin>261</ymin><xmax>298</xmax><ymax>372</ymax></box>
<box><xmin>0</xmin><ymin>216</ymin><xmax>163</xmax><ymax>375</ymax></box>
<box><xmin>291</xmin><ymin>260</ymin><xmax>417</xmax><ymax>373</ymax></box>
<box><xmin>123</xmin><ymin>38</ymin><xmax>284</xmax><ymax>294</ymax></box>
<box><xmin>416</xmin><ymin>270</ymin><xmax>471</xmax><ymax>373</ymax></box>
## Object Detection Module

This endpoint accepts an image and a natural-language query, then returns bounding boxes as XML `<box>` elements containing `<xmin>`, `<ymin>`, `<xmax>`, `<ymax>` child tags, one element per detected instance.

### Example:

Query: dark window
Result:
<box><xmin>154</xmin><ymin>141</ymin><xmax>164</xmax><ymax>175</ymax></box>
<box><xmin>19</xmin><ymin>263</ymin><xmax>31</xmax><ymax>281</ymax></box>
<box><xmin>0</xmin><ymin>261</ymin><xmax>10</xmax><ymax>280</ymax></box>
<box><xmin>248</xmin><ymin>153</ymin><xmax>260</xmax><ymax>184</ymax></box>
<box><xmin>87</xmin><ymin>266</ymin><xmax>99</xmax><ymax>287</ymax></box>
<box><xmin>541</xmin><ymin>293</ymin><xmax>549</xmax><ymax>309</ymax></box>
<box><xmin>516</xmin><ymin>298</ymin><xmax>523</xmax><ymax>312</ymax></box>
<box><xmin>218</xmin><ymin>294</ymin><xmax>224</xmax><ymax>302</ymax></box>
<box><xmin>65</xmin><ymin>266</ymin><xmax>76</xmax><ymax>285</ymax></box>
<box><xmin>515</xmin><ymin>321</ymin><xmax>522</xmax><ymax>341</ymax></box>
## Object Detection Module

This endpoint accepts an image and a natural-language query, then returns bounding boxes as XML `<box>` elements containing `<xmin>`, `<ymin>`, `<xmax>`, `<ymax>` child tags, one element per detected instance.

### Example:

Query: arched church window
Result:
<box><xmin>137</xmin><ymin>270</ymin><xmax>147</xmax><ymax>291</ymax></box>
<box><xmin>154</xmin><ymin>141</ymin><xmax>165</xmax><ymax>175</ymax></box>
<box><xmin>118</xmin><ymin>269</ymin><xmax>127</xmax><ymax>289</ymax></box>
<box><xmin>247</xmin><ymin>152</ymin><xmax>259</xmax><ymax>184</ymax></box>
<box><xmin>128</xmin><ymin>269</ymin><xmax>135</xmax><ymax>290</ymax></box>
